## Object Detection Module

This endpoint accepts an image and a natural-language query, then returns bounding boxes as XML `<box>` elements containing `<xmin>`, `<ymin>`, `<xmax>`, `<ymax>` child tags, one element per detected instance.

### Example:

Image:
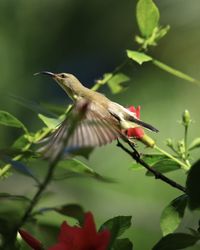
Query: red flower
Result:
<box><xmin>48</xmin><ymin>212</ymin><xmax>110</xmax><ymax>250</ymax></box>
<box><xmin>126</xmin><ymin>105</ymin><xmax>155</xmax><ymax>147</ymax></box>
<box><xmin>126</xmin><ymin>106</ymin><xmax>145</xmax><ymax>139</ymax></box>
<box><xmin>19</xmin><ymin>229</ymin><xmax>43</xmax><ymax>250</ymax></box>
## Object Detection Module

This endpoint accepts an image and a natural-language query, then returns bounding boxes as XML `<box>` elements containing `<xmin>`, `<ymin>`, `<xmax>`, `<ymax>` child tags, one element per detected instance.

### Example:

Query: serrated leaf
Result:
<box><xmin>136</xmin><ymin>0</ymin><xmax>160</xmax><ymax>38</ymax></box>
<box><xmin>54</xmin><ymin>204</ymin><xmax>84</xmax><ymax>224</ymax></box>
<box><xmin>153</xmin><ymin>59</ymin><xmax>199</xmax><ymax>84</ymax></box>
<box><xmin>188</xmin><ymin>138</ymin><xmax>200</xmax><ymax>151</ymax></box>
<box><xmin>0</xmin><ymin>110</ymin><xmax>28</xmax><ymax>133</ymax></box>
<box><xmin>112</xmin><ymin>238</ymin><xmax>133</xmax><ymax>250</ymax></box>
<box><xmin>160</xmin><ymin>195</ymin><xmax>188</xmax><ymax>236</ymax></box>
<box><xmin>38</xmin><ymin>114</ymin><xmax>61</xmax><ymax>129</ymax></box>
<box><xmin>99</xmin><ymin>216</ymin><xmax>132</xmax><ymax>248</ymax></box>
<box><xmin>127</xmin><ymin>50</ymin><xmax>152</xmax><ymax>65</ymax></box>
<box><xmin>152</xmin><ymin>233</ymin><xmax>199</xmax><ymax>250</ymax></box>
<box><xmin>186</xmin><ymin>160</ymin><xmax>200</xmax><ymax>210</ymax></box>
<box><xmin>57</xmin><ymin>159</ymin><xmax>113</xmax><ymax>182</ymax></box>
<box><xmin>107</xmin><ymin>73</ymin><xmax>130</xmax><ymax>94</ymax></box>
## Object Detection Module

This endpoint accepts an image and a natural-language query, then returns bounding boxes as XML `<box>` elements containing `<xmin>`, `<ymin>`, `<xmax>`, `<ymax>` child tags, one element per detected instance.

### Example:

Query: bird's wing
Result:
<box><xmin>38</xmin><ymin>101</ymin><xmax>122</xmax><ymax>160</ymax></box>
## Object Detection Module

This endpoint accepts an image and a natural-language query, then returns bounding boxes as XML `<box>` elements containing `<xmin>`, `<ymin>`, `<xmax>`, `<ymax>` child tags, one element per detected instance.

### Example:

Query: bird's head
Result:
<box><xmin>34</xmin><ymin>71</ymin><xmax>83</xmax><ymax>100</ymax></box>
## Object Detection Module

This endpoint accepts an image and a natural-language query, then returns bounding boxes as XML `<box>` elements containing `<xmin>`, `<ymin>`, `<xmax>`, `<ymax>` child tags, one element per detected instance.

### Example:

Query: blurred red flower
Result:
<box><xmin>126</xmin><ymin>106</ymin><xmax>145</xmax><ymax>139</ymax></box>
<box><xmin>19</xmin><ymin>229</ymin><xmax>43</xmax><ymax>250</ymax></box>
<box><xmin>48</xmin><ymin>212</ymin><xmax>110</xmax><ymax>250</ymax></box>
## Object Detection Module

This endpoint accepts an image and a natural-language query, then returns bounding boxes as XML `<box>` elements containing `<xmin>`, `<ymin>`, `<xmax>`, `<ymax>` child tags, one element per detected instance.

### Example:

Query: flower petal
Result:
<box><xmin>127</xmin><ymin>127</ymin><xmax>144</xmax><ymax>139</ymax></box>
<box><xmin>19</xmin><ymin>229</ymin><xmax>43</xmax><ymax>250</ymax></box>
<box><xmin>95</xmin><ymin>229</ymin><xmax>111</xmax><ymax>250</ymax></box>
<box><xmin>48</xmin><ymin>242</ymin><xmax>69</xmax><ymax>250</ymax></box>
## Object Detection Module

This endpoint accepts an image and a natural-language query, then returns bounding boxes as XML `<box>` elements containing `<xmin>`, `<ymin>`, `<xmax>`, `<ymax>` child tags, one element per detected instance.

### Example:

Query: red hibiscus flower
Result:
<box><xmin>48</xmin><ymin>212</ymin><xmax>110</xmax><ymax>250</ymax></box>
<box><xmin>126</xmin><ymin>106</ymin><xmax>145</xmax><ymax>139</ymax></box>
<box><xmin>126</xmin><ymin>105</ymin><xmax>155</xmax><ymax>147</ymax></box>
<box><xmin>19</xmin><ymin>229</ymin><xmax>43</xmax><ymax>250</ymax></box>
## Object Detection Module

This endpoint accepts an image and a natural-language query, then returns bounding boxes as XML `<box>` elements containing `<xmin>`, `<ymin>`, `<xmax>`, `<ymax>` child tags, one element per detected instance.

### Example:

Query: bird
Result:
<box><xmin>35</xmin><ymin>71</ymin><xmax>158</xmax><ymax>160</ymax></box>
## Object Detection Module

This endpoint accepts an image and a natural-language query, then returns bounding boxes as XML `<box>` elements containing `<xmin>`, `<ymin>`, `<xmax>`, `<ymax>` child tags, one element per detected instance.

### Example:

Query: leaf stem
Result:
<box><xmin>183</xmin><ymin>125</ymin><xmax>191</xmax><ymax>168</ymax></box>
<box><xmin>154</xmin><ymin>145</ymin><xmax>190</xmax><ymax>171</ymax></box>
<box><xmin>18</xmin><ymin>160</ymin><xmax>57</xmax><ymax>228</ymax></box>
<box><xmin>91</xmin><ymin>60</ymin><xmax>128</xmax><ymax>91</ymax></box>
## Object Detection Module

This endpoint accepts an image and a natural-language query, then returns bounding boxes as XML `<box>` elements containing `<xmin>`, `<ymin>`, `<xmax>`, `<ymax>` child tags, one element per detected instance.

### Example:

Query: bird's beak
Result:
<box><xmin>34</xmin><ymin>71</ymin><xmax>56</xmax><ymax>78</ymax></box>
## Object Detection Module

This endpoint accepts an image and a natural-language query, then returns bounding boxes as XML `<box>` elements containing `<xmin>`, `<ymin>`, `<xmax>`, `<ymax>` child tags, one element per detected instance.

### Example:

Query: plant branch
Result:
<box><xmin>91</xmin><ymin>59</ymin><xmax>128</xmax><ymax>91</ymax></box>
<box><xmin>117</xmin><ymin>140</ymin><xmax>186</xmax><ymax>193</ymax></box>
<box><xmin>18</xmin><ymin>161</ymin><xmax>56</xmax><ymax>228</ymax></box>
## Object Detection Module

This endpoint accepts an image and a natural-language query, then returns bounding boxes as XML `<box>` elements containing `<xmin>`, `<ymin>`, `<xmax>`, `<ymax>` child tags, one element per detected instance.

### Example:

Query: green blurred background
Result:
<box><xmin>0</xmin><ymin>0</ymin><xmax>200</xmax><ymax>249</ymax></box>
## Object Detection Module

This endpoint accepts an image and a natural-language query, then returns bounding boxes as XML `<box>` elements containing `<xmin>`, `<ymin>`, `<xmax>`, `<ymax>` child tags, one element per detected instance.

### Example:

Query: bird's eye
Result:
<box><xmin>60</xmin><ymin>74</ymin><xmax>65</xmax><ymax>78</ymax></box>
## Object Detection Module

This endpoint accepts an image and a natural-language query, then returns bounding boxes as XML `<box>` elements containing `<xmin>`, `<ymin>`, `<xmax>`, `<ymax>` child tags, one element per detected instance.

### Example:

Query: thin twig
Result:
<box><xmin>117</xmin><ymin>139</ymin><xmax>186</xmax><ymax>193</ymax></box>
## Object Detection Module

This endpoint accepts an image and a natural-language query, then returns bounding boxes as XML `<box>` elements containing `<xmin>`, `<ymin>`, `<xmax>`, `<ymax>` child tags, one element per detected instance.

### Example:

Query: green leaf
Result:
<box><xmin>57</xmin><ymin>159</ymin><xmax>113</xmax><ymax>182</ymax></box>
<box><xmin>0</xmin><ymin>193</ymin><xmax>30</xmax><ymax>202</ymax></box>
<box><xmin>12</xmin><ymin>135</ymin><xmax>31</xmax><ymax>150</ymax></box>
<box><xmin>92</xmin><ymin>73</ymin><xmax>113</xmax><ymax>91</ymax></box>
<box><xmin>0</xmin><ymin>111</ymin><xmax>28</xmax><ymax>133</ymax></box>
<box><xmin>142</xmin><ymin>154</ymin><xmax>166</xmax><ymax>165</ymax></box>
<box><xmin>136</xmin><ymin>0</ymin><xmax>160</xmax><ymax>38</ymax></box>
<box><xmin>70</xmin><ymin>147</ymin><xmax>94</xmax><ymax>159</ymax></box>
<box><xmin>38</xmin><ymin>114</ymin><xmax>61</xmax><ymax>129</ymax></box>
<box><xmin>107</xmin><ymin>73</ymin><xmax>130</xmax><ymax>94</ymax></box>
<box><xmin>132</xmin><ymin>154</ymin><xmax>180</xmax><ymax>174</ymax></box>
<box><xmin>146</xmin><ymin>159</ymin><xmax>180</xmax><ymax>176</ymax></box>
<box><xmin>188</xmin><ymin>138</ymin><xmax>200</xmax><ymax>151</ymax></box>
<box><xmin>112</xmin><ymin>238</ymin><xmax>133</xmax><ymax>250</ymax></box>
<box><xmin>152</xmin><ymin>233</ymin><xmax>199</xmax><ymax>250</ymax></box>
<box><xmin>127</xmin><ymin>50</ymin><xmax>152</xmax><ymax>65</ymax></box>
<box><xmin>54</xmin><ymin>204</ymin><xmax>84</xmax><ymax>224</ymax></box>
<box><xmin>135</xmin><ymin>25</ymin><xmax>170</xmax><ymax>50</ymax></box>
<box><xmin>160</xmin><ymin>195</ymin><xmax>188</xmax><ymax>236</ymax></box>
<box><xmin>3</xmin><ymin>157</ymin><xmax>40</xmax><ymax>184</ymax></box>
<box><xmin>186</xmin><ymin>160</ymin><xmax>200</xmax><ymax>210</ymax></box>
<box><xmin>99</xmin><ymin>216</ymin><xmax>132</xmax><ymax>248</ymax></box>
<box><xmin>132</xmin><ymin>154</ymin><xmax>164</xmax><ymax>170</ymax></box>
<box><xmin>152</xmin><ymin>59</ymin><xmax>200</xmax><ymax>84</ymax></box>
<box><xmin>0</xmin><ymin>148</ymin><xmax>30</xmax><ymax>159</ymax></box>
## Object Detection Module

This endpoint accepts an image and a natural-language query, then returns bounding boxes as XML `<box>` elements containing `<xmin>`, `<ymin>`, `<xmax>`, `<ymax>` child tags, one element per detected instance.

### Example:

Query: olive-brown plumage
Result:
<box><xmin>36</xmin><ymin>72</ymin><xmax>158</xmax><ymax>159</ymax></box>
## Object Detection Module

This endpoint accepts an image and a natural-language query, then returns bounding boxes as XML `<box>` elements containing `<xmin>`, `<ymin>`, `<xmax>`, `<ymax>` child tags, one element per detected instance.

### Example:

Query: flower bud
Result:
<box><xmin>19</xmin><ymin>229</ymin><xmax>43</xmax><ymax>250</ymax></box>
<box><xmin>166</xmin><ymin>138</ymin><xmax>173</xmax><ymax>147</ymax></box>
<box><xmin>177</xmin><ymin>140</ymin><xmax>184</xmax><ymax>154</ymax></box>
<box><xmin>140</xmin><ymin>134</ymin><xmax>155</xmax><ymax>147</ymax></box>
<box><xmin>182</xmin><ymin>110</ymin><xmax>191</xmax><ymax>127</ymax></box>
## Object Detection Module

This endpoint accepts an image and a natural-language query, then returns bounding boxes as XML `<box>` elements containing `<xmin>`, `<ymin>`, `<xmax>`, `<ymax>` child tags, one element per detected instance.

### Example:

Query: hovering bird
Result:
<box><xmin>35</xmin><ymin>72</ymin><xmax>158</xmax><ymax>160</ymax></box>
